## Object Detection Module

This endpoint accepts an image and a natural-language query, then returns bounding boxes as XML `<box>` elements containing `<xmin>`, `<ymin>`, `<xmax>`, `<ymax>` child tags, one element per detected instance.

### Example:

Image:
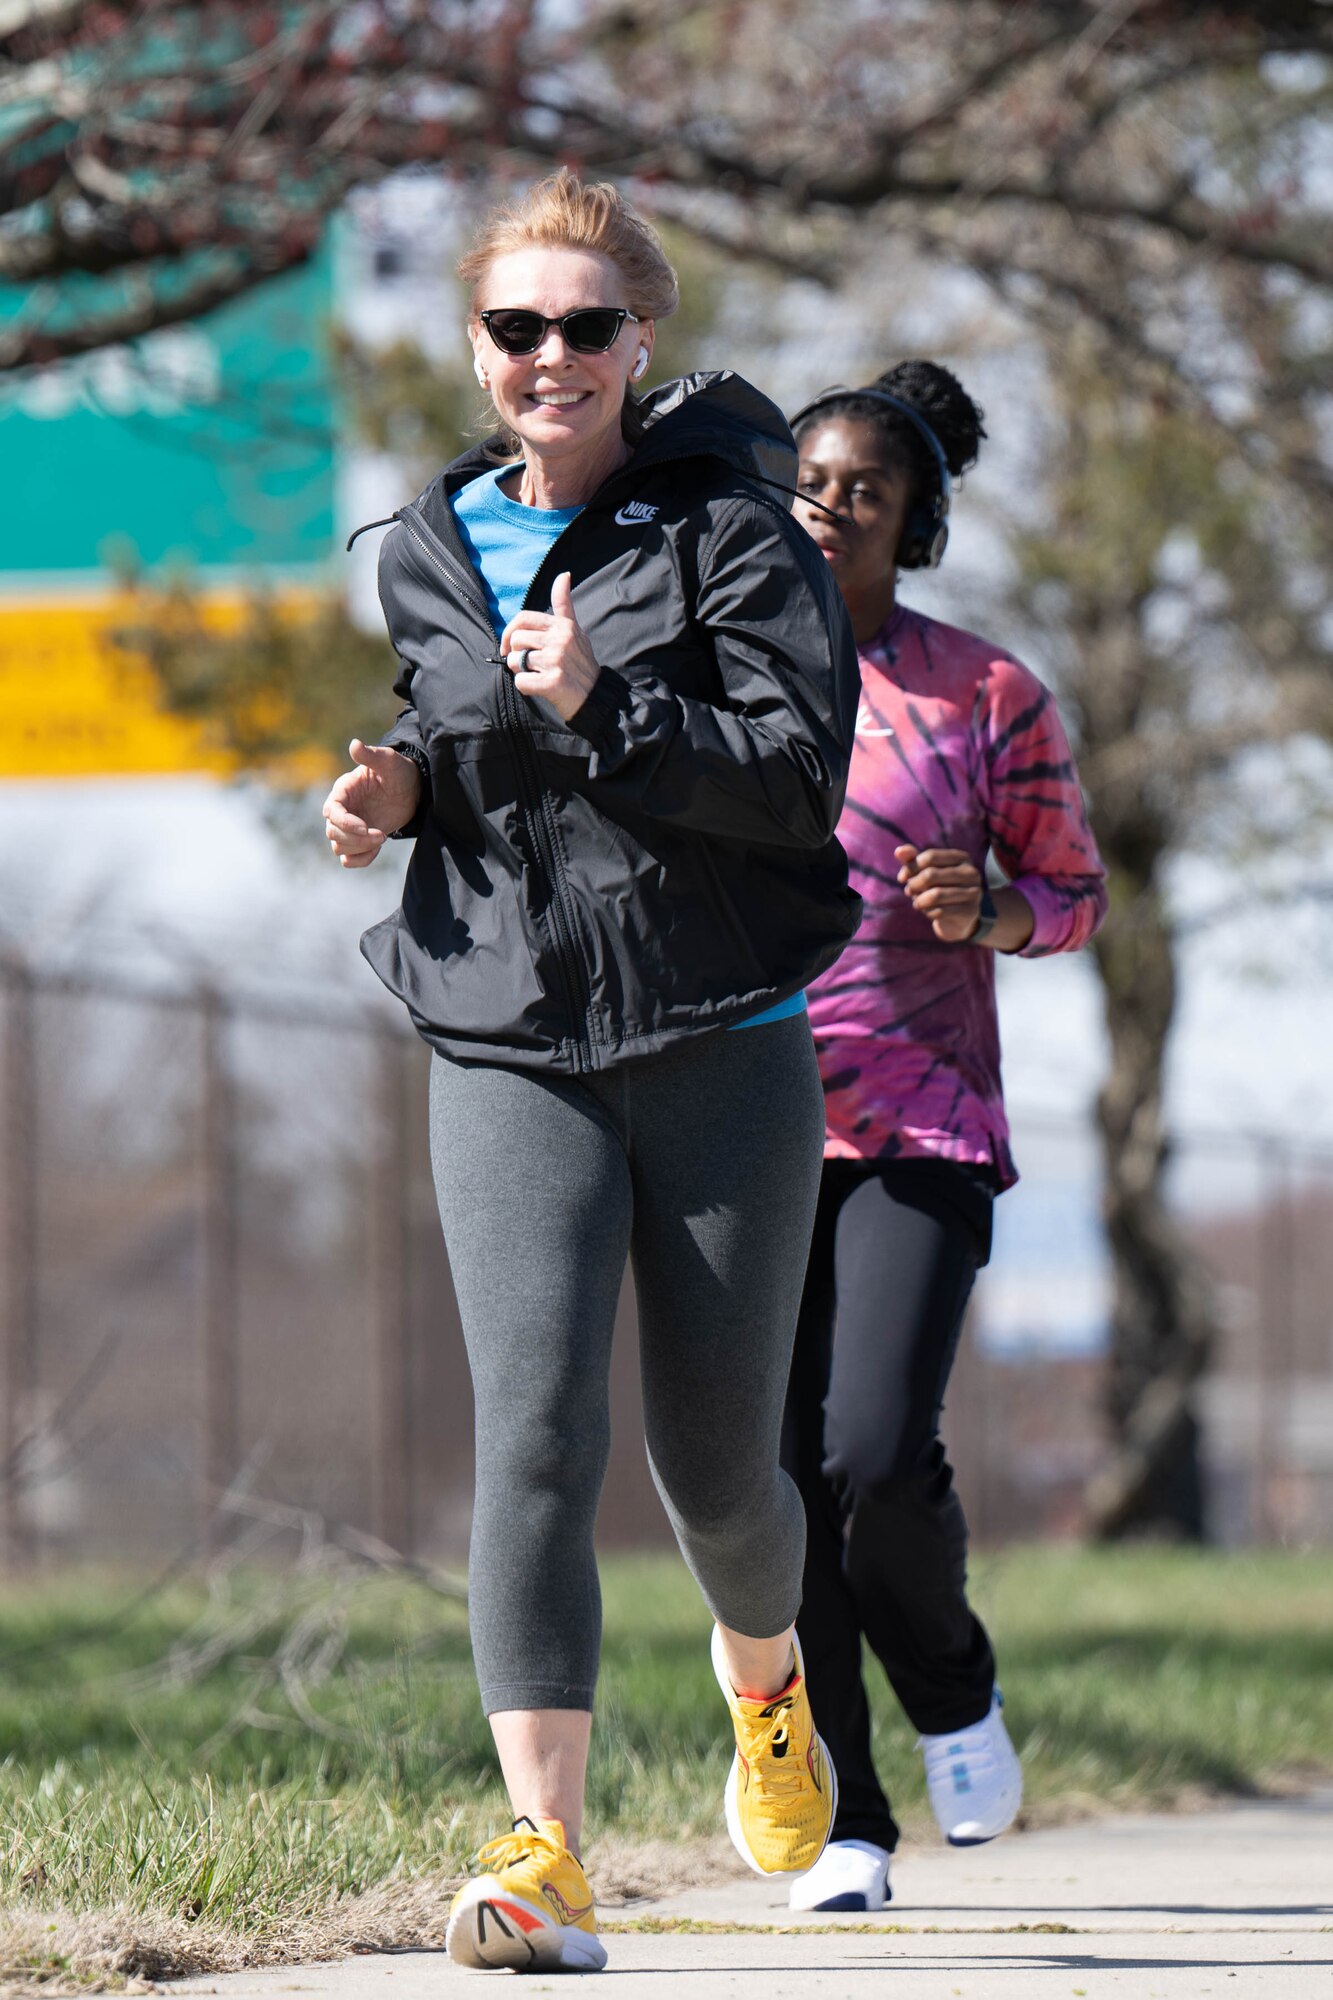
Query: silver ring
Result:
<box><xmin>511</xmin><ymin>647</ymin><xmax>529</xmax><ymax>674</ymax></box>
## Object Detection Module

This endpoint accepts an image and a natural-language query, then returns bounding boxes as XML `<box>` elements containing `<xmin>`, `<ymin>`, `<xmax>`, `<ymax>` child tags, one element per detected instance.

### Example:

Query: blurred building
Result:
<box><xmin>0</xmin><ymin>244</ymin><xmax>335</xmax><ymax>780</ymax></box>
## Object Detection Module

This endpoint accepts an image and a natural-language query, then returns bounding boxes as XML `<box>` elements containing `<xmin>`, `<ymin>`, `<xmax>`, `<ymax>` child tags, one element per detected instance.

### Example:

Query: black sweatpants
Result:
<box><xmin>781</xmin><ymin>1157</ymin><xmax>998</xmax><ymax>1853</ymax></box>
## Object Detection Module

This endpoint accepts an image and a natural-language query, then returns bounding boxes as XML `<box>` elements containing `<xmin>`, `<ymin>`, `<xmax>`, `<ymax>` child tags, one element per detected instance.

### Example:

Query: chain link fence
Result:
<box><xmin>3</xmin><ymin>959</ymin><xmax>1330</xmax><ymax>1565</ymax></box>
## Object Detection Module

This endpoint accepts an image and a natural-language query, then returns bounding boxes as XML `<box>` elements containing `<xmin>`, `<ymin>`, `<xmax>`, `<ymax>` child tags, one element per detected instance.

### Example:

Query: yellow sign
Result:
<box><xmin>0</xmin><ymin>592</ymin><xmax>315</xmax><ymax>780</ymax></box>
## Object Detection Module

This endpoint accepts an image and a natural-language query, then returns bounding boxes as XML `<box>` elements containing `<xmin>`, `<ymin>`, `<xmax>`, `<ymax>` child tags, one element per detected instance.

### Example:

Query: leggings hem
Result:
<box><xmin>481</xmin><ymin>1682</ymin><xmax>597</xmax><ymax>1717</ymax></box>
<box><xmin>703</xmin><ymin>1590</ymin><xmax>803</xmax><ymax>1645</ymax></box>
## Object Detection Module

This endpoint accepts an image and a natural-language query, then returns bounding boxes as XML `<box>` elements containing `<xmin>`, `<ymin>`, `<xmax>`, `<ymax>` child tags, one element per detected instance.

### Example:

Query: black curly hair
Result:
<box><xmin>793</xmin><ymin>358</ymin><xmax>987</xmax><ymax>498</ymax></box>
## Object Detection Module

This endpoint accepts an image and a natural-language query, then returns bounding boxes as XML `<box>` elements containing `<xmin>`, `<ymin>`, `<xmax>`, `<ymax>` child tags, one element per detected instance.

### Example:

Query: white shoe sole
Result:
<box><xmin>945</xmin><ymin>1773</ymin><xmax>1023</xmax><ymax>1846</ymax></box>
<box><xmin>445</xmin><ymin>1877</ymin><xmax>607</xmax><ymax>1973</ymax></box>
<box><xmin>711</xmin><ymin>1625</ymin><xmax>839</xmax><ymax>1878</ymax></box>
<box><xmin>788</xmin><ymin>1841</ymin><xmax>892</xmax><ymax>1911</ymax></box>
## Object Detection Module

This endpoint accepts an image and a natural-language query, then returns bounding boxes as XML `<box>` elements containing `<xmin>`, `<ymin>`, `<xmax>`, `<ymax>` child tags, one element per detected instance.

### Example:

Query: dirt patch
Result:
<box><xmin>584</xmin><ymin>1831</ymin><xmax>742</xmax><ymax>1905</ymax></box>
<box><xmin>0</xmin><ymin>1886</ymin><xmax>450</xmax><ymax>1994</ymax></box>
<box><xmin>0</xmin><ymin>1837</ymin><xmax>736</xmax><ymax>1991</ymax></box>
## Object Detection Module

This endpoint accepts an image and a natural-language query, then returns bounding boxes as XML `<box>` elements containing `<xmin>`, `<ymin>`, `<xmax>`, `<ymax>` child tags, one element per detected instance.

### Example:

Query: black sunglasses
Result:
<box><xmin>480</xmin><ymin>307</ymin><xmax>641</xmax><ymax>356</ymax></box>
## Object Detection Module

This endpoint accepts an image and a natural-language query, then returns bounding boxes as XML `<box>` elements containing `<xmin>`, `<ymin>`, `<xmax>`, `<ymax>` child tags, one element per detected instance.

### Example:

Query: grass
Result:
<box><xmin>0</xmin><ymin>1544</ymin><xmax>1330</xmax><ymax>1984</ymax></box>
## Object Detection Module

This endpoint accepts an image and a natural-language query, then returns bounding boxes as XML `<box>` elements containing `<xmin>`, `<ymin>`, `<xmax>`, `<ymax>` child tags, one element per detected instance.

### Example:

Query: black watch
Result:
<box><xmin>967</xmin><ymin>888</ymin><xmax>998</xmax><ymax>946</ymax></box>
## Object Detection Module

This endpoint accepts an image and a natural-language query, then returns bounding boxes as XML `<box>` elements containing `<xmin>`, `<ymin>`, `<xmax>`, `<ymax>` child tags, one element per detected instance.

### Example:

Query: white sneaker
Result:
<box><xmin>788</xmin><ymin>1838</ymin><xmax>892</xmax><ymax>1912</ymax></box>
<box><xmin>920</xmin><ymin>1690</ymin><xmax>1023</xmax><ymax>1845</ymax></box>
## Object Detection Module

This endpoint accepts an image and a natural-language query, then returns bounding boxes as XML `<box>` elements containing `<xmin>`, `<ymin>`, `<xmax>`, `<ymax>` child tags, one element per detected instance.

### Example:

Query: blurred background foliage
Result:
<box><xmin>5</xmin><ymin>0</ymin><xmax>1333</xmax><ymax>1544</ymax></box>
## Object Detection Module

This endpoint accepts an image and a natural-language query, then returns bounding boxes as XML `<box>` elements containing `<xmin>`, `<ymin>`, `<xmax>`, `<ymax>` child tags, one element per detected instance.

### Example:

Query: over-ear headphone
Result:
<box><xmin>633</xmin><ymin>346</ymin><xmax>649</xmax><ymax>380</ymax></box>
<box><xmin>788</xmin><ymin>385</ymin><xmax>951</xmax><ymax>569</ymax></box>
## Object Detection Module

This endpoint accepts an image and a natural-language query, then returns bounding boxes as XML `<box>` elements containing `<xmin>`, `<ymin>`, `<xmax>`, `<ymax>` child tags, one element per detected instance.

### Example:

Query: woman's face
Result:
<box><xmin>470</xmin><ymin>245</ymin><xmax>653</xmax><ymax>465</ymax></box>
<box><xmin>793</xmin><ymin>417</ymin><xmax>910</xmax><ymax>604</ymax></box>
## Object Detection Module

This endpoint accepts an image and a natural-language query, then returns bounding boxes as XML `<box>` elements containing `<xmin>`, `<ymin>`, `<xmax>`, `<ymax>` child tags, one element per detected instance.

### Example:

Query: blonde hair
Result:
<box><xmin>458</xmin><ymin>172</ymin><xmax>679</xmax><ymax>320</ymax></box>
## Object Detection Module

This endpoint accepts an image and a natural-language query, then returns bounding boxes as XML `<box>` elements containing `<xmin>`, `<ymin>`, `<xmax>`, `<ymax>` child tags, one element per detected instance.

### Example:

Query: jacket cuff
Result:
<box><xmin>566</xmin><ymin>666</ymin><xmax>631</xmax><ymax>748</ymax></box>
<box><xmin>381</xmin><ymin>737</ymin><xmax>431</xmax><ymax>841</ymax></box>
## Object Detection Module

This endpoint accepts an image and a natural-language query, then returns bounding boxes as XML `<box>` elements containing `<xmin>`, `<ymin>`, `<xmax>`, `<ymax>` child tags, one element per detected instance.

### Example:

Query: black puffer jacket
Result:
<box><xmin>359</xmin><ymin>370</ymin><xmax>862</xmax><ymax>1073</ymax></box>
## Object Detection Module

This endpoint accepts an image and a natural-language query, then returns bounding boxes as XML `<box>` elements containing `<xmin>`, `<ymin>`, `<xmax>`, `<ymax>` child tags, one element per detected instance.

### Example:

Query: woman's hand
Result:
<box><xmin>323</xmin><ymin>738</ymin><xmax>422</xmax><ymax>867</ymax></box>
<box><xmin>500</xmin><ymin>572</ymin><xmax>601</xmax><ymax>723</ymax></box>
<box><xmin>895</xmin><ymin>844</ymin><xmax>1035</xmax><ymax>950</ymax></box>
<box><xmin>895</xmin><ymin>844</ymin><xmax>986</xmax><ymax>942</ymax></box>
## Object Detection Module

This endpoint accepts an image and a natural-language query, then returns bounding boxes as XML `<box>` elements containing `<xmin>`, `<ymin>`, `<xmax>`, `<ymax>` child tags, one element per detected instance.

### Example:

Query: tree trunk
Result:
<box><xmin>1084</xmin><ymin>842</ymin><xmax>1217</xmax><ymax>1540</ymax></box>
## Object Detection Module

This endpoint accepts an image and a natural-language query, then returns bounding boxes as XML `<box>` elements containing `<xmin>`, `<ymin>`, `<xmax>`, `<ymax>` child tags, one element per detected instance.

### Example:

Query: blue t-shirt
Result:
<box><xmin>449</xmin><ymin>464</ymin><xmax>806</xmax><ymax>1034</ymax></box>
<box><xmin>452</xmin><ymin>463</ymin><xmax>582</xmax><ymax>633</ymax></box>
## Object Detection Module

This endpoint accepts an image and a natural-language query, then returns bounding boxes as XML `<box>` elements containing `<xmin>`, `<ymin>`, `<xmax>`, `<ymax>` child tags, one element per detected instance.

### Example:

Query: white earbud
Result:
<box><xmin>474</xmin><ymin>355</ymin><xmax>489</xmax><ymax>388</ymax></box>
<box><xmin>633</xmin><ymin>347</ymin><xmax>649</xmax><ymax>380</ymax></box>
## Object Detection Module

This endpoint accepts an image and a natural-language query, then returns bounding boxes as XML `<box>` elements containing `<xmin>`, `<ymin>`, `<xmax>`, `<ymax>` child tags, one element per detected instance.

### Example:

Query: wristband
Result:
<box><xmin>966</xmin><ymin>887</ymin><xmax>998</xmax><ymax>946</ymax></box>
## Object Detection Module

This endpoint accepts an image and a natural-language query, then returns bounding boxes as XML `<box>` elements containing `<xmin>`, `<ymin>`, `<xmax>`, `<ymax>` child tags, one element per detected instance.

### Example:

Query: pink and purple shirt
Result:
<box><xmin>806</xmin><ymin>603</ymin><xmax>1107</xmax><ymax>1187</ymax></box>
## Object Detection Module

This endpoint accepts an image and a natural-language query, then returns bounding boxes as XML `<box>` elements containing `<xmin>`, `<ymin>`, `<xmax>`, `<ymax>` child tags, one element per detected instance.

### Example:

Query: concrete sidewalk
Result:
<box><xmin>176</xmin><ymin>1789</ymin><xmax>1333</xmax><ymax>1997</ymax></box>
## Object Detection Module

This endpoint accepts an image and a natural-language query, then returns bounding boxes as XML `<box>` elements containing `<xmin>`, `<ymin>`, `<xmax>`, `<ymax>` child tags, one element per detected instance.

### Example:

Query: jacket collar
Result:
<box><xmin>431</xmin><ymin>370</ymin><xmax>797</xmax><ymax>509</ymax></box>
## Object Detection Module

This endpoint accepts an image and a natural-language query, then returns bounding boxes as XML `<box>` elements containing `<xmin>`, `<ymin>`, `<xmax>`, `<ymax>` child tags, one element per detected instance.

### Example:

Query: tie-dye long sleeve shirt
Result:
<box><xmin>806</xmin><ymin>603</ymin><xmax>1106</xmax><ymax>1187</ymax></box>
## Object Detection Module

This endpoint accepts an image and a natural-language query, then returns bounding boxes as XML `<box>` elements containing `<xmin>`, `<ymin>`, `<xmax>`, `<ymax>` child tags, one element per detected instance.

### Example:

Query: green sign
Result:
<box><xmin>0</xmin><ymin>243</ymin><xmax>334</xmax><ymax>580</ymax></box>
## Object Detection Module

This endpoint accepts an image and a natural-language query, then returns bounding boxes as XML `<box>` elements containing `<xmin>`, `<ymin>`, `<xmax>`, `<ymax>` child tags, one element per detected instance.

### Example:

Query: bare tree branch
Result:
<box><xmin>0</xmin><ymin>245</ymin><xmax>314</xmax><ymax>367</ymax></box>
<box><xmin>2</xmin><ymin>0</ymin><xmax>1329</xmax><ymax>370</ymax></box>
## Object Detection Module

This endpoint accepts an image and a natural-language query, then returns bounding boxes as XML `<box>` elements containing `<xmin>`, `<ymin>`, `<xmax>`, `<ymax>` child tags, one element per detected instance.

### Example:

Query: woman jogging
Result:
<box><xmin>324</xmin><ymin>175</ymin><xmax>859</xmax><ymax>1973</ymax></box>
<box><xmin>782</xmin><ymin>363</ymin><xmax>1107</xmax><ymax>1913</ymax></box>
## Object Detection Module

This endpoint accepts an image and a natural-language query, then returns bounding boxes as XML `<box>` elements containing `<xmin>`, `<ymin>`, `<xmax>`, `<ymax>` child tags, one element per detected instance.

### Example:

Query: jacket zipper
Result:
<box><xmin>400</xmin><ymin>504</ymin><xmax>596</xmax><ymax>1074</ymax></box>
<box><xmin>497</xmin><ymin>665</ymin><xmax>594</xmax><ymax>1072</ymax></box>
<box><xmin>398</xmin><ymin>507</ymin><xmax>498</xmax><ymax>639</ymax></box>
<box><xmin>455</xmin><ymin>457</ymin><xmax>725</xmax><ymax>1068</ymax></box>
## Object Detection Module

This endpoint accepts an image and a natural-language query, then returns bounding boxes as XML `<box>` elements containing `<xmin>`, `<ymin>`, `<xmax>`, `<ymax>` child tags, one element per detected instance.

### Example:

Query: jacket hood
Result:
<box><xmin>630</xmin><ymin>370</ymin><xmax>798</xmax><ymax>487</ymax></box>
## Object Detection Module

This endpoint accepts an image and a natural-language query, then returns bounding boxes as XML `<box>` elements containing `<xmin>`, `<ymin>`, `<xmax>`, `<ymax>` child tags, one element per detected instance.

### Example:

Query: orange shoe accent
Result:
<box><xmin>492</xmin><ymin>1897</ymin><xmax>543</xmax><ymax>1933</ymax></box>
<box><xmin>446</xmin><ymin>1816</ymin><xmax>606</xmax><ymax>1973</ymax></box>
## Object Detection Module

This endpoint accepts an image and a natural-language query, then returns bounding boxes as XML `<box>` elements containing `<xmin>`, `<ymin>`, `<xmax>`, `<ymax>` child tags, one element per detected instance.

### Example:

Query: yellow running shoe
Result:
<box><xmin>711</xmin><ymin>1624</ymin><xmax>837</xmax><ymax>1876</ymax></box>
<box><xmin>445</xmin><ymin>1816</ymin><xmax>606</xmax><ymax>1973</ymax></box>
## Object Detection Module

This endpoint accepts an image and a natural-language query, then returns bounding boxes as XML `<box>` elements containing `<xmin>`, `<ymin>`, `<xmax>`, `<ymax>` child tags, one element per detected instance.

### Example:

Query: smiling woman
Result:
<box><xmin>321</xmin><ymin>172</ymin><xmax>864</xmax><ymax>1973</ymax></box>
<box><xmin>460</xmin><ymin>175</ymin><xmax>678</xmax><ymax>482</ymax></box>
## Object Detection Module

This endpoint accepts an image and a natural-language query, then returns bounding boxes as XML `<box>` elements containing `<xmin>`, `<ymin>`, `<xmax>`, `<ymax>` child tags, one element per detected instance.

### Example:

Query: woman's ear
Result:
<box><xmin>469</xmin><ymin>324</ymin><xmax>489</xmax><ymax>389</ymax></box>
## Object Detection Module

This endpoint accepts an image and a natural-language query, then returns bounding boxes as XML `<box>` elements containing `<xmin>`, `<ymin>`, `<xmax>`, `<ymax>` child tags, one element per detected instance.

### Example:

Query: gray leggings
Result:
<box><xmin>428</xmin><ymin>1012</ymin><xmax>824</xmax><ymax>1715</ymax></box>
